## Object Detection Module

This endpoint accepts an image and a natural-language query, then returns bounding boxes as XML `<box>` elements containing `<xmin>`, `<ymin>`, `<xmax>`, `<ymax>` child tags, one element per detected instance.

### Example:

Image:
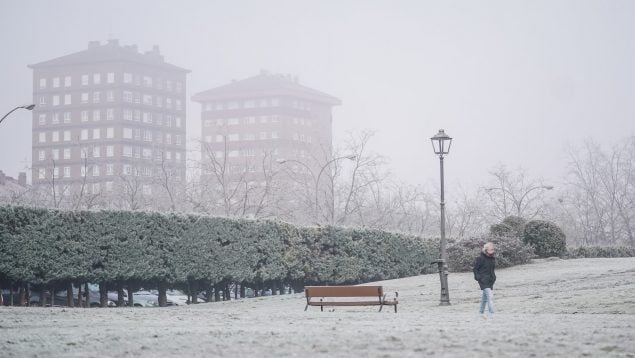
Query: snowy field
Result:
<box><xmin>1</xmin><ymin>257</ymin><xmax>634</xmax><ymax>357</ymax></box>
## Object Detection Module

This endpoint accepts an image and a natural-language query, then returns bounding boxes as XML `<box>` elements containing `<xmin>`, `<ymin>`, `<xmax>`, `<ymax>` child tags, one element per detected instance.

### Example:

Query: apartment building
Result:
<box><xmin>28</xmin><ymin>40</ymin><xmax>189</xmax><ymax>209</ymax></box>
<box><xmin>192</xmin><ymin>71</ymin><xmax>341</xmax><ymax>184</ymax></box>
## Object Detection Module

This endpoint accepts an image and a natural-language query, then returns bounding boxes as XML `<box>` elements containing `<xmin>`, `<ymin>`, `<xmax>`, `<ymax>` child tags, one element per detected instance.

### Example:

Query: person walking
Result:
<box><xmin>474</xmin><ymin>242</ymin><xmax>496</xmax><ymax>319</ymax></box>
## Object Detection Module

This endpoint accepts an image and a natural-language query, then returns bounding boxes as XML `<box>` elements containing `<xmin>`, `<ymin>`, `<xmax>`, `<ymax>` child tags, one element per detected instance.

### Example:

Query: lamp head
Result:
<box><xmin>430</xmin><ymin>129</ymin><xmax>452</xmax><ymax>155</ymax></box>
<box><xmin>21</xmin><ymin>104</ymin><xmax>36</xmax><ymax>110</ymax></box>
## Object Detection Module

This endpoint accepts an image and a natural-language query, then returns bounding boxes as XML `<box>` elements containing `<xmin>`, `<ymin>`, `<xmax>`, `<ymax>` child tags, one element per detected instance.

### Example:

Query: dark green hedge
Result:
<box><xmin>0</xmin><ymin>206</ymin><xmax>437</xmax><ymax>293</ymax></box>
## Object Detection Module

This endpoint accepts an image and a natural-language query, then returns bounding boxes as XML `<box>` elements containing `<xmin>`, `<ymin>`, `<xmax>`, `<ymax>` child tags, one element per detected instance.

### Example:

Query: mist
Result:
<box><xmin>1</xmin><ymin>0</ymin><xmax>634</xmax><ymax>192</ymax></box>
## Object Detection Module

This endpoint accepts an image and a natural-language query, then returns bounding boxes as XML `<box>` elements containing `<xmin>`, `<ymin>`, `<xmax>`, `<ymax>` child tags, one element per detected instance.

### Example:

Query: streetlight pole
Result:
<box><xmin>430</xmin><ymin>129</ymin><xmax>452</xmax><ymax>306</ymax></box>
<box><xmin>277</xmin><ymin>154</ymin><xmax>356</xmax><ymax>223</ymax></box>
<box><xmin>1</xmin><ymin>104</ymin><xmax>35</xmax><ymax>126</ymax></box>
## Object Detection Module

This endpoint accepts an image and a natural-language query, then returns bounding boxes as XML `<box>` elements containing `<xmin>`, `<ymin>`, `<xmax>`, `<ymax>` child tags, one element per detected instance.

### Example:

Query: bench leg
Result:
<box><xmin>304</xmin><ymin>304</ymin><xmax>308</xmax><ymax>311</ymax></box>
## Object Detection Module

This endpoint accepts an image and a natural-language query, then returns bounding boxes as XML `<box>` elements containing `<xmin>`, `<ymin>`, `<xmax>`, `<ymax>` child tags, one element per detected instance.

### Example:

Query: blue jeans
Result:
<box><xmin>479</xmin><ymin>288</ymin><xmax>495</xmax><ymax>315</ymax></box>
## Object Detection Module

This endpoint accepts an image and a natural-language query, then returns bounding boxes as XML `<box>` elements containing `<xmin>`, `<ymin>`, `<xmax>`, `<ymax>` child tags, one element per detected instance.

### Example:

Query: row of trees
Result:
<box><xmin>2</xmin><ymin>133</ymin><xmax>632</xmax><ymax>247</ymax></box>
<box><xmin>0</xmin><ymin>205</ymin><xmax>438</xmax><ymax>306</ymax></box>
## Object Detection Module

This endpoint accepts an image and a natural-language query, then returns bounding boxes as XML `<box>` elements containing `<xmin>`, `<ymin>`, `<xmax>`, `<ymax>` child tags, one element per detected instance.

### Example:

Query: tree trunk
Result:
<box><xmin>77</xmin><ymin>283</ymin><xmax>83</xmax><ymax>308</ymax></box>
<box><xmin>158</xmin><ymin>281</ymin><xmax>167</xmax><ymax>307</ymax></box>
<box><xmin>99</xmin><ymin>282</ymin><xmax>108</xmax><ymax>307</ymax></box>
<box><xmin>39</xmin><ymin>287</ymin><xmax>46</xmax><ymax>307</ymax></box>
<box><xmin>272</xmin><ymin>281</ymin><xmax>278</xmax><ymax>296</ymax></box>
<box><xmin>127</xmin><ymin>286</ymin><xmax>135</xmax><ymax>307</ymax></box>
<box><xmin>84</xmin><ymin>283</ymin><xmax>89</xmax><ymax>307</ymax></box>
<box><xmin>117</xmin><ymin>285</ymin><xmax>126</xmax><ymax>307</ymax></box>
<box><xmin>240</xmin><ymin>283</ymin><xmax>246</xmax><ymax>299</ymax></box>
<box><xmin>190</xmin><ymin>281</ymin><xmax>199</xmax><ymax>304</ymax></box>
<box><xmin>213</xmin><ymin>285</ymin><xmax>221</xmax><ymax>302</ymax></box>
<box><xmin>223</xmin><ymin>284</ymin><xmax>230</xmax><ymax>301</ymax></box>
<box><xmin>66</xmin><ymin>283</ymin><xmax>74</xmax><ymax>307</ymax></box>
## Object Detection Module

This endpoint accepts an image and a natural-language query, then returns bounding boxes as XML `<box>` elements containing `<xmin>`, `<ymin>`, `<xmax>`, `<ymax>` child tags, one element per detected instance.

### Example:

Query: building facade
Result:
<box><xmin>29</xmin><ymin>40</ymin><xmax>189</xmax><ymax>210</ymax></box>
<box><xmin>191</xmin><ymin>71</ymin><xmax>341</xmax><ymax>218</ymax></box>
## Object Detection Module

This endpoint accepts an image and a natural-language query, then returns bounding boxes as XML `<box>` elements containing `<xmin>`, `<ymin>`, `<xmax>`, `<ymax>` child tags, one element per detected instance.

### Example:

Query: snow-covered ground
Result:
<box><xmin>1</xmin><ymin>257</ymin><xmax>633</xmax><ymax>357</ymax></box>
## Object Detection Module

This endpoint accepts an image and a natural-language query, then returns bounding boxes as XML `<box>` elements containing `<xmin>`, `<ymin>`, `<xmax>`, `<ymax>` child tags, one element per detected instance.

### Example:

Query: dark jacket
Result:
<box><xmin>473</xmin><ymin>251</ymin><xmax>496</xmax><ymax>290</ymax></box>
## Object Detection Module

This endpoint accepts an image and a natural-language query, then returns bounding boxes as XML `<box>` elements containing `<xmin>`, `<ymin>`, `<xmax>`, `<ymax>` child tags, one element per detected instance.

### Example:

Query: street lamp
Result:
<box><xmin>430</xmin><ymin>129</ymin><xmax>452</xmax><ymax>306</ymax></box>
<box><xmin>485</xmin><ymin>184</ymin><xmax>554</xmax><ymax>217</ymax></box>
<box><xmin>277</xmin><ymin>154</ymin><xmax>356</xmax><ymax>222</ymax></box>
<box><xmin>1</xmin><ymin>104</ymin><xmax>36</xmax><ymax>125</ymax></box>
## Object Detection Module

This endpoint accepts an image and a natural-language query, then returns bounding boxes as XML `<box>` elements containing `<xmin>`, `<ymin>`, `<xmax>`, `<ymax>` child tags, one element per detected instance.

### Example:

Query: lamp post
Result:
<box><xmin>430</xmin><ymin>129</ymin><xmax>452</xmax><ymax>306</ymax></box>
<box><xmin>1</xmin><ymin>104</ymin><xmax>35</xmax><ymax>126</ymax></box>
<box><xmin>277</xmin><ymin>154</ymin><xmax>356</xmax><ymax>222</ymax></box>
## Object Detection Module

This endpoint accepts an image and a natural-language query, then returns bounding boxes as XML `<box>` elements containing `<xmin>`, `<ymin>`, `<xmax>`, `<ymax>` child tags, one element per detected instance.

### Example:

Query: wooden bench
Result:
<box><xmin>304</xmin><ymin>285</ymin><xmax>399</xmax><ymax>313</ymax></box>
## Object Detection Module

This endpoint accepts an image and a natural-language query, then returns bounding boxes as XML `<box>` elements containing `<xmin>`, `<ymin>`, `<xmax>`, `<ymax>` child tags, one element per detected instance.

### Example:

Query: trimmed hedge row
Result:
<box><xmin>567</xmin><ymin>246</ymin><xmax>635</xmax><ymax>258</ymax></box>
<box><xmin>0</xmin><ymin>206</ymin><xmax>437</xmax><ymax>303</ymax></box>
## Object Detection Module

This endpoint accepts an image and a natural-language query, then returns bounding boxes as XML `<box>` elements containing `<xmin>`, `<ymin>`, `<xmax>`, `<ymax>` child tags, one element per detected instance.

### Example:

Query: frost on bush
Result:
<box><xmin>490</xmin><ymin>216</ymin><xmax>526</xmax><ymax>238</ymax></box>
<box><xmin>523</xmin><ymin>220</ymin><xmax>567</xmax><ymax>258</ymax></box>
<box><xmin>567</xmin><ymin>246</ymin><xmax>635</xmax><ymax>258</ymax></box>
<box><xmin>447</xmin><ymin>235</ymin><xmax>534</xmax><ymax>272</ymax></box>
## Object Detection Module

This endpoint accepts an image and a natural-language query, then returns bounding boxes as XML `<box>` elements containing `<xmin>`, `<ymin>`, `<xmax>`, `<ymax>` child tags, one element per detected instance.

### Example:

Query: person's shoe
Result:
<box><xmin>480</xmin><ymin>313</ymin><xmax>488</xmax><ymax>320</ymax></box>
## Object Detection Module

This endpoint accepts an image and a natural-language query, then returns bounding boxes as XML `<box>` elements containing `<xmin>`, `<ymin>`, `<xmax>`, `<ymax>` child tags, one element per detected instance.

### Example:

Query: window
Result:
<box><xmin>123</xmin><ymin>91</ymin><xmax>133</xmax><ymax>103</ymax></box>
<box><xmin>175</xmin><ymin>152</ymin><xmax>182</xmax><ymax>162</ymax></box>
<box><xmin>52</xmin><ymin>131</ymin><xmax>59</xmax><ymax>142</ymax></box>
<box><xmin>63</xmin><ymin>112</ymin><xmax>71</xmax><ymax>123</ymax></box>
<box><xmin>64</xmin><ymin>148</ymin><xmax>71</xmax><ymax>159</ymax></box>
<box><xmin>106</xmin><ymin>127</ymin><xmax>114</xmax><ymax>139</ymax></box>
<box><xmin>175</xmin><ymin>117</ymin><xmax>182</xmax><ymax>128</ymax></box>
<box><xmin>142</xmin><ymin>112</ymin><xmax>152</xmax><ymax>123</ymax></box>
<box><xmin>142</xmin><ymin>148</ymin><xmax>152</xmax><ymax>159</ymax></box>
<box><xmin>175</xmin><ymin>135</ymin><xmax>182</xmax><ymax>145</ymax></box>
<box><xmin>105</xmin><ymin>181</ymin><xmax>113</xmax><ymax>191</ymax></box>
<box><xmin>39</xmin><ymin>78</ymin><xmax>46</xmax><ymax>89</ymax></box>
<box><xmin>143</xmin><ymin>76</ymin><xmax>152</xmax><ymax>87</ymax></box>
<box><xmin>123</xmin><ymin>128</ymin><xmax>132</xmax><ymax>139</ymax></box>
<box><xmin>123</xmin><ymin>110</ymin><xmax>132</xmax><ymax>121</ymax></box>
<box><xmin>64</xmin><ymin>76</ymin><xmax>71</xmax><ymax>87</ymax></box>
<box><xmin>260</xmin><ymin>132</ymin><xmax>267</xmax><ymax>140</ymax></box>
<box><xmin>271</xmin><ymin>132</ymin><xmax>278</xmax><ymax>139</ymax></box>
<box><xmin>175</xmin><ymin>82</ymin><xmax>182</xmax><ymax>93</ymax></box>
<box><xmin>106</xmin><ymin>146</ymin><xmax>114</xmax><ymax>157</ymax></box>
<box><xmin>166</xmin><ymin>80</ymin><xmax>172</xmax><ymax>91</ymax></box>
<box><xmin>38</xmin><ymin>150</ymin><xmax>45</xmax><ymax>161</ymax></box>
<box><xmin>81</xmin><ymin>93</ymin><xmax>89</xmax><ymax>103</ymax></box>
<box><xmin>143</xmin><ymin>94</ymin><xmax>152</xmax><ymax>105</ymax></box>
<box><xmin>93</xmin><ymin>146</ymin><xmax>100</xmax><ymax>158</ymax></box>
<box><xmin>134</xmin><ymin>129</ymin><xmax>140</xmax><ymax>140</ymax></box>
<box><xmin>106</xmin><ymin>108</ymin><xmax>114</xmax><ymax>121</ymax></box>
<box><xmin>165</xmin><ymin>151</ymin><xmax>172</xmax><ymax>160</ymax></box>
<box><xmin>106</xmin><ymin>91</ymin><xmax>114</xmax><ymax>102</ymax></box>
<box><xmin>228</xmin><ymin>118</ymin><xmax>239</xmax><ymax>125</ymax></box>
<box><xmin>244</xmin><ymin>100</ymin><xmax>255</xmax><ymax>108</ymax></box>
<box><xmin>106</xmin><ymin>164</ymin><xmax>114</xmax><ymax>176</ymax></box>
<box><xmin>39</xmin><ymin>132</ymin><xmax>46</xmax><ymax>143</ymax></box>
<box><xmin>53</xmin><ymin>77</ymin><xmax>60</xmax><ymax>88</ymax></box>
<box><xmin>81</xmin><ymin>74</ymin><xmax>89</xmax><ymax>86</ymax></box>
<box><xmin>39</xmin><ymin>96</ymin><xmax>46</xmax><ymax>106</ymax></box>
<box><xmin>81</xmin><ymin>149</ymin><xmax>88</xmax><ymax>159</ymax></box>
<box><xmin>123</xmin><ymin>73</ymin><xmax>132</xmax><ymax>84</ymax></box>
<box><xmin>215</xmin><ymin>134</ymin><xmax>224</xmax><ymax>142</ymax></box>
<box><xmin>81</xmin><ymin>129</ymin><xmax>88</xmax><ymax>140</ymax></box>
<box><xmin>143</xmin><ymin>131</ymin><xmax>152</xmax><ymax>142</ymax></box>
<box><xmin>63</xmin><ymin>131</ymin><xmax>71</xmax><ymax>142</ymax></box>
<box><xmin>123</xmin><ymin>164</ymin><xmax>132</xmax><ymax>175</ymax></box>
<box><xmin>81</xmin><ymin>111</ymin><xmax>88</xmax><ymax>122</ymax></box>
<box><xmin>143</xmin><ymin>184</ymin><xmax>152</xmax><ymax>196</ymax></box>
<box><xmin>228</xmin><ymin>134</ymin><xmax>239</xmax><ymax>142</ymax></box>
<box><xmin>107</xmin><ymin>72</ymin><xmax>115</xmax><ymax>84</ymax></box>
<box><xmin>53</xmin><ymin>167</ymin><xmax>59</xmax><ymax>179</ymax></box>
<box><xmin>204</xmin><ymin>135</ymin><xmax>212</xmax><ymax>143</ymax></box>
<box><xmin>175</xmin><ymin>100</ymin><xmax>182</xmax><ymax>110</ymax></box>
<box><xmin>93</xmin><ymin>92</ymin><xmax>100</xmax><ymax>103</ymax></box>
<box><xmin>38</xmin><ymin>168</ymin><xmax>45</xmax><ymax>179</ymax></box>
<box><xmin>166</xmin><ymin>98</ymin><xmax>172</xmax><ymax>109</ymax></box>
<box><xmin>166</xmin><ymin>134</ymin><xmax>172</xmax><ymax>144</ymax></box>
<box><xmin>134</xmin><ymin>110</ymin><xmax>141</xmax><ymax>121</ymax></box>
<box><xmin>243</xmin><ymin>133</ymin><xmax>255</xmax><ymax>141</ymax></box>
<box><xmin>93</xmin><ymin>73</ymin><xmax>101</xmax><ymax>85</ymax></box>
<box><xmin>52</xmin><ymin>149</ymin><xmax>59</xmax><ymax>161</ymax></box>
<box><xmin>93</xmin><ymin>166</ymin><xmax>100</xmax><ymax>177</ymax></box>
<box><xmin>52</xmin><ymin>95</ymin><xmax>60</xmax><ymax>106</ymax></box>
<box><xmin>63</xmin><ymin>167</ymin><xmax>70</xmax><ymax>178</ymax></box>
<box><xmin>38</xmin><ymin>114</ymin><xmax>46</xmax><ymax>125</ymax></box>
<box><xmin>52</xmin><ymin>113</ymin><xmax>60</xmax><ymax>124</ymax></box>
<box><xmin>64</xmin><ymin>94</ymin><xmax>71</xmax><ymax>105</ymax></box>
<box><xmin>134</xmin><ymin>93</ymin><xmax>140</xmax><ymax>104</ymax></box>
<box><xmin>204</xmin><ymin>120</ymin><xmax>212</xmax><ymax>127</ymax></box>
<box><xmin>123</xmin><ymin>146</ymin><xmax>133</xmax><ymax>157</ymax></box>
<box><xmin>93</xmin><ymin>110</ymin><xmax>100</xmax><ymax>121</ymax></box>
<box><xmin>156</xmin><ymin>96</ymin><xmax>163</xmax><ymax>108</ymax></box>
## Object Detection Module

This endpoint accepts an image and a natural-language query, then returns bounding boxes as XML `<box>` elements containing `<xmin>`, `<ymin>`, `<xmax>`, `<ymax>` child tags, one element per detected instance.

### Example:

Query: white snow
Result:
<box><xmin>1</xmin><ymin>257</ymin><xmax>633</xmax><ymax>357</ymax></box>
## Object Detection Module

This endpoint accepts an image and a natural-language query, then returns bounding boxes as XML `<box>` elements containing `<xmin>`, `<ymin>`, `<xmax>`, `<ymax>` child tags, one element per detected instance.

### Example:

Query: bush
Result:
<box><xmin>490</xmin><ymin>216</ymin><xmax>526</xmax><ymax>238</ymax></box>
<box><xmin>567</xmin><ymin>246</ymin><xmax>635</xmax><ymax>258</ymax></box>
<box><xmin>447</xmin><ymin>235</ymin><xmax>535</xmax><ymax>272</ymax></box>
<box><xmin>523</xmin><ymin>220</ymin><xmax>567</xmax><ymax>258</ymax></box>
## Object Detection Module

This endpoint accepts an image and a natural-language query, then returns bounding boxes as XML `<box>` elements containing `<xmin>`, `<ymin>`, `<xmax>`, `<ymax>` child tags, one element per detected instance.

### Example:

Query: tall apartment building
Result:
<box><xmin>28</xmin><ymin>40</ymin><xmax>189</xmax><ymax>210</ymax></box>
<box><xmin>192</xmin><ymin>71</ymin><xmax>341</xmax><ymax>184</ymax></box>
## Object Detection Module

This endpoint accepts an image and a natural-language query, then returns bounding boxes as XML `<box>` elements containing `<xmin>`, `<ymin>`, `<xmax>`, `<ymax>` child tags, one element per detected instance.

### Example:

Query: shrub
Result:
<box><xmin>447</xmin><ymin>235</ymin><xmax>534</xmax><ymax>272</ymax></box>
<box><xmin>567</xmin><ymin>246</ymin><xmax>635</xmax><ymax>258</ymax></box>
<box><xmin>490</xmin><ymin>216</ymin><xmax>526</xmax><ymax>238</ymax></box>
<box><xmin>523</xmin><ymin>220</ymin><xmax>567</xmax><ymax>258</ymax></box>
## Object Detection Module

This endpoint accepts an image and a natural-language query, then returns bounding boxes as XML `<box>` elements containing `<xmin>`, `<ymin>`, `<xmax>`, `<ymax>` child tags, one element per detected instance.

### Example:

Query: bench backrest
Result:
<box><xmin>305</xmin><ymin>286</ymin><xmax>383</xmax><ymax>298</ymax></box>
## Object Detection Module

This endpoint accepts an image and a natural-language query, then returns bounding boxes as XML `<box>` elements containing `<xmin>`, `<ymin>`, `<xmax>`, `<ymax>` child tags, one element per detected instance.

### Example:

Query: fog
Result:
<box><xmin>1</xmin><ymin>0</ymin><xmax>634</xmax><ymax>188</ymax></box>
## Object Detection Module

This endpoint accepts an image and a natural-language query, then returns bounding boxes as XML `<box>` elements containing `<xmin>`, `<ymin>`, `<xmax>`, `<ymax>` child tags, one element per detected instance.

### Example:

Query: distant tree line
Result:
<box><xmin>0</xmin><ymin>205</ymin><xmax>437</xmax><ymax>307</ymax></box>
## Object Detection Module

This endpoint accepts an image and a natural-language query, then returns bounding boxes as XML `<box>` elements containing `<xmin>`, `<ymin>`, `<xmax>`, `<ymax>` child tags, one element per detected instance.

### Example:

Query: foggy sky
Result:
<box><xmin>1</xmin><ymin>0</ymin><xmax>634</xmax><ymax>191</ymax></box>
